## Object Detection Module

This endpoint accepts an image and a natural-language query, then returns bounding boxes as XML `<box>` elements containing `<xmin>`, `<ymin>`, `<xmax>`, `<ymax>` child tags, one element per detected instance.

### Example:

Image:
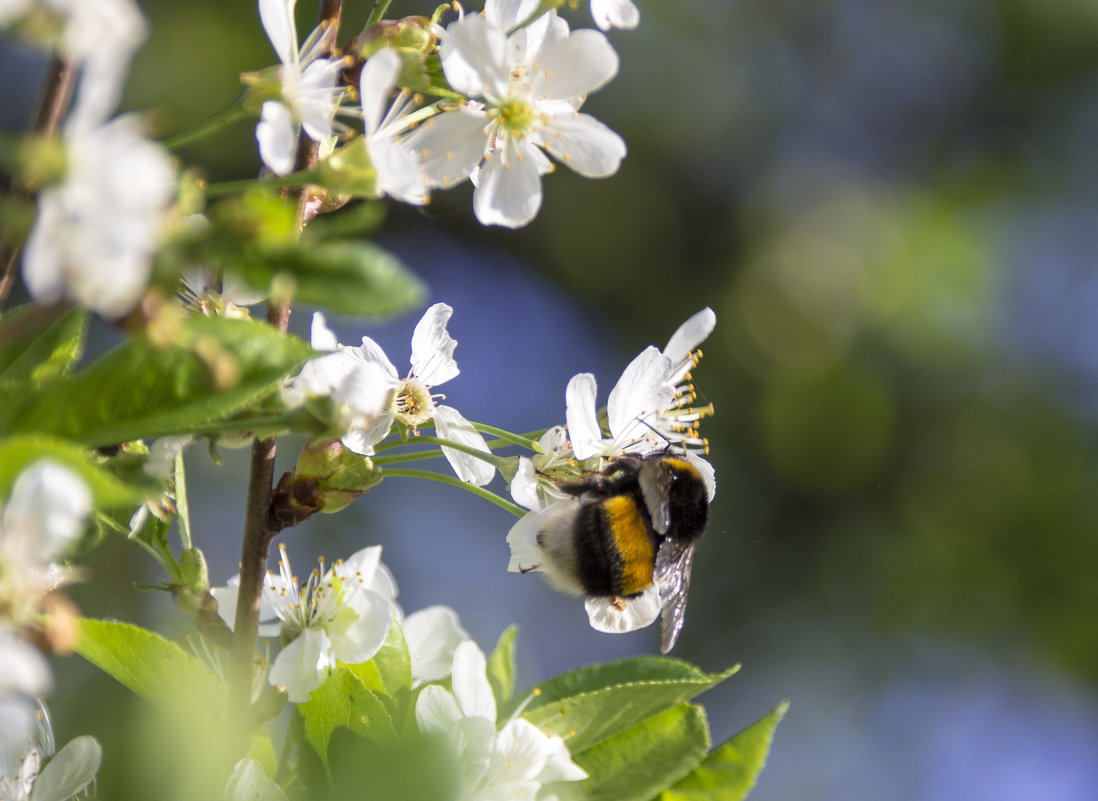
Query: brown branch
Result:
<box><xmin>0</xmin><ymin>56</ymin><xmax>78</xmax><ymax>314</ymax></box>
<box><xmin>227</xmin><ymin>0</ymin><xmax>345</xmax><ymax>727</ymax></box>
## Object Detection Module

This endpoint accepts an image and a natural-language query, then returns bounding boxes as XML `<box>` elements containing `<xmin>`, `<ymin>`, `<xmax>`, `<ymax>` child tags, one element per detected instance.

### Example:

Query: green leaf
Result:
<box><xmin>0</xmin><ymin>434</ymin><xmax>146</xmax><ymax>506</ymax></box>
<box><xmin>657</xmin><ymin>701</ymin><xmax>789</xmax><ymax>801</ymax></box>
<box><xmin>0</xmin><ymin>305</ymin><xmax>86</xmax><ymax>407</ymax></box>
<box><xmin>299</xmin><ymin>668</ymin><xmax>398</xmax><ymax>771</ymax></box>
<box><xmin>9</xmin><ymin>315</ymin><xmax>314</xmax><ymax>446</ymax></box>
<box><xmin>243</xmin><ymin>240</ymin><xmax>425</xmax><ymax>318</ymax></box>
<box><xmin>486</xmin><ymin>625</ymin><xmax>518</xmax><ymax>701</ymax></box>
<box><xmin>74</xmin><ymin>618</ymin><xmax>217</xmax><ymax>710</ymax></box>
<box><xmin>513</xmin><ymin>657</ymin><xmax>737</xmax><ymax>753</ymax></box>
<box><xmin>564</xmin><ymin>703</ymin><xmax>711</xmax><ymax>801</ymax></box>
<box><xmin>347</xmin><ymin>618</ymin><xmax>412</xmax><ymax>714</ymax></box>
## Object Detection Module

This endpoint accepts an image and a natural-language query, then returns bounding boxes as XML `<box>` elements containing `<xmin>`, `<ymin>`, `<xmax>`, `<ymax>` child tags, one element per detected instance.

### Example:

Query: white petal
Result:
<box><xmin>564</xmin><ymin>372</ymin><xmax>603</xmax><ymax>460</ymax></box>
<box><xmin>537</xmin><ymin>732</ymin><xmax>588</xmax><ymax>783</ymax></box>
<box><xmin>0</xmin><ymin>632</ymin><xmax>51</xmax><ymax>696</ymax></box>
<box><xmin>310</xmin><ymin>311</ymin><xmax>339</xmax><ymax>351</ymax></box>
<box><xmin>360</xmin><ymin>48</ymin><xmax>400</xmax><ymax>136</ymax></box>
<box><xmin>415</xmin><ymin>685</ymin><xmax>462</xmax><ymax>736</ymax></box>
<box><xmin>590</xmin><ymin>0</ymin><xmax>640</xmax><ymax>31</ymax></box>
<box><xmin>440</xmin><ymin>13</ymin><xmax>509</xmax><ymax>99</ymax></box>
<box><xmin>491</xmin><ymin>718</ymin><xmax>557</xmax><ymax>782</ymax></box>
<box><xmin>450</xmin><ymin>640</ymin><xmax>496</xmax><ymax>721</ymax></box>
<box><xmin>342</xmin><ymin>411</ymin><xmax>395</xmax><ymax>455</ymax></box>
<box><xmin>257</xmin><ymin>101</ymin><xmax>297</xmax><ymax>176</ymax></box>
<box><xmin>663</xmin><ymin>308</ymin><xmax>716</xmax><ymax>369</ymax></box>
<box><xmin>337</xmin><ymin>545</ymin><xmax>383</xmax><ymax>585</ymax></box>
<box><xmin>485</xmin><ymin>0</ymin><xmax>540</xmax><ymax>31</ymax></box>
<box><xmin>259</xmin><ymin>0</ymin><xmax>297</xmax><ymax>66</ymax></box>
<box><xmin>326</xmin><ymin>588</ymin><xmax>392</xmax><ymax>665</ymax></box>
<box><xmin>530</xmin><ymin>29</ymin><xmax>618</xmax><ymax>99</ymax></box>
<box><xmin>434</xmin><ymin>405</ymin><xmax>495</xmax><ymax>486</ymax></box>
<box><xmin>409</xmin><ymin>303</ymin><xmax>460</xmax><ymax>386</ymax></box>
<box><xmin>269</xmin><ymin>626</ymin><xmax>330</xmax><ymax>703</ymax></box>
<box><xmin>297</xmin><ymin>57</ymin><xmax>344</xmax><ymax>142</ymax></box>
<box><xmin>223</xmin><ymin>758</ymin><xmax>289</xmax><ymax>801</ymax></box>
<box><xmin>606</xmin><ymin>346</ymin><xmax>674</xmax><ymax>445</ymax></box>
<box><xmin>29</xmin><ymin>735</ymin><xmax>102</xmax><ymax>801</ymax></box>
<box><xmin>585</xmin><ymin>586</ymin><xmax>661</xmax><ymax>633</ymax></box>
<box><xmin>403</xmin><ymin>605</ymin><xmax>471</xmax><ymax>684</ymax></box>
<box><xmin>406</xmin><ymin>107</ymin><xmax>488</xmax><ymax>189</ymax></box>
<box><xmin>5</xmin><ymin>460</ymin><xmax>91</xmax><ymax>563</ymax></box>
<box><xmin>539</xmin><ymin>112</ymin><xmax>626</xmax><ymax>178</ymax></box>
<box><xmin>510</xmin><ymin>457</ymin><xmax>541</xmax><ymax>510</ymax></box>
<box><xmin>472</xmin><ymin>137</ymin><xmax>543</xmax><ymax>228</ymax></box>
<box><xmin>356</xmin><ymin>336</ymin><xmax>401</xmax><ymax>381</ymax></box>
<box><xmin>369</xmin><ymin>136</ymin><xmax>429</xmax><ymax>205</ymax></box>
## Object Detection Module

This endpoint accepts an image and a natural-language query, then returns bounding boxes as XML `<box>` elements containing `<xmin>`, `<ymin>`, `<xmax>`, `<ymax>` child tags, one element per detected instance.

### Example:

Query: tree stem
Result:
<box><xmin>227</xmin><ymin>0</ymin><xmax>344</xmax><ymax>728</ymax></box>
<box><xmin>0</xmin><ymin>55</ymin><xmax>78</xmax><ymax>314</ymax></box>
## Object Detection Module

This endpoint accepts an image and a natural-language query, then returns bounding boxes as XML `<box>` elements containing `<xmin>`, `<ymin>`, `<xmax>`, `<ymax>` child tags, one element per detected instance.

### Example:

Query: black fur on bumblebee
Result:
<box><xmin>506</xmin><ymin>452</ymin><xmax>709</xmax><ymax>653</ymax></box>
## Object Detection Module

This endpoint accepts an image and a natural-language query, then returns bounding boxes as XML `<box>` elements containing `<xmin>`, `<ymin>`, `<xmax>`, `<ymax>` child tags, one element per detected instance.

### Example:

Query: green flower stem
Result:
<box><xmin>203</xmin><ymin>171</ymin><xmax>319</xmax><ymax>198</ymax></box>
<box><xmin>174</xmin><ymin>451</ymin><xmax>192</xmax><ymax>552</ymax></box>
<box><xmin>372</xmin><ymin>449</ymin><xmax>446</xmax><ymax>465</ymax></box>
<box><xmin>383</xmin><ymin>468</ymin><xmax>526</xmax><ymax>517</ymax></box>
<box><xmin>161</xmin><ymin>96</ymin><xmax>248</xmax><ymax>150</ymax></box>
<box><xmin>367</xmin><ymin>0</ymin><xmax>394</xmax><ymax>24</ymax></box>
<box><xmin>469</xmin><ymin>422</ymin><xmax>540</xmax><ymax>451</ymax></box>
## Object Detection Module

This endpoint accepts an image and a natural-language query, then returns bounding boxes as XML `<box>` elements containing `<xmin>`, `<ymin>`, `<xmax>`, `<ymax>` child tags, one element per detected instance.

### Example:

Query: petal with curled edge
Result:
<box><xmin>451</xmin><ymin>640</ymin><xmax>496</xmax><ymax>721</ymax></box>
<box><xmin>410</xmin><ymin>303</ymin><xmax>460</xmax><ymax>386</ymax></box>
<box><xmin>584</xmin><ymin>585</ymin><xmax>661</xmax><ymax>633</ymax></box>
<box><xmin>565</xmin><ymin>372</ymin><xmax>603</xmax><ymax>460</ymax></box>
<box><xmin>435</xmin><ymin>404</ymin><xmax>495</xmax><ymax>486</ymax></box>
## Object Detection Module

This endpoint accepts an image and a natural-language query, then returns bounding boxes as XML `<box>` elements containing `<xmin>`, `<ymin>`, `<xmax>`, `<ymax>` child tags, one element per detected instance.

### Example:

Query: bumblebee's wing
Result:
<box><xmin>654</xmin><ymin>539</ymin><xmax>696</xmax><ymax>653</ymax></box>
<box><xmin>638</xmin><ymin>460</ymin><xmax>673</xmax><ymax>534</ymax></box>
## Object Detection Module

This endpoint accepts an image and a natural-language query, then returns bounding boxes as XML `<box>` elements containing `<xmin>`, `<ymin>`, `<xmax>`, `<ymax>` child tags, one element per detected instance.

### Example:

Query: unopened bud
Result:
<box><xmin>179</xmin><ymin>547</ymin><xmax>210</xmax><ymax>593</ymax></box>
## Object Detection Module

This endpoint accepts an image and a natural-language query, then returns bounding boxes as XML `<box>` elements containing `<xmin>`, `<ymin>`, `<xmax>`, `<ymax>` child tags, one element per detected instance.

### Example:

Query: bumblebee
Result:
<box><xmin>506</xmin><ymin>452</ymin><xmax>709</xmax><ymax>652</ymax></box>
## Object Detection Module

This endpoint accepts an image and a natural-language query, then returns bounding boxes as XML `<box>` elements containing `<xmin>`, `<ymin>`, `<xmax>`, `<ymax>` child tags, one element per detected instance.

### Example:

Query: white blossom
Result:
<box><xmin>0</xmin><ymin>461</ymin><xmax>91</xmax><ymax>625</ymax></box>
<box><xmin>0</xmin><ymin>731</ymin><xmax>101</xmax><ymax>801</ymax></box>
<box><xmin>406</xmin><ymin>2</ymin><xmax>626</xmax><ymax>227</ymax></box>
<box><xmin>212</xmin><ymin>544</ymin><xmax>398</xmax><ymax>703</ymax></box>
<box><xmin>255</xmin><ymin>0</ymin><xmax>345</xmax><ymax>175</ymax></box>
<box><xmin>0</xmin><ymin>633</ymin><xmax>51</xmax><ymax>763</ymax></box>
<box><xmin>359</xmin><ymin>48</ymin><xmax>429</xmax><ymax>205</ymax></box>
<box><xmin>415</xmin><ymin>641</ymin><xmax>587</xmax><ymax>801</ymax></box>
<box><xmin>283</xmin><ymin>312</ymin><xmax>398</xmax><ymax>441</ymax></box>
<box><xmin>21</xmin><ymin>116</ymin><xmax>175</xmax><ymax>319</ymax></box>
<box><xmin>338</xmin><ymin>303</ymin><xmax>495</xmax><ymax>487</ymax></box>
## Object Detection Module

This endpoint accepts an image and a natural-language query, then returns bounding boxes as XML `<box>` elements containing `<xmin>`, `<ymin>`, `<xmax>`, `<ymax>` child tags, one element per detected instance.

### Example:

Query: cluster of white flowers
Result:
<box><xmin>416</xmin><ymin>640</ymin><xmax>587</xmax><ymax>801</ymax></box>
<box><xmin>0</xmin><ymin>461</ymin><xmax>91</xmax><ymax>777</ymax></box>
<box><xmin>211</xmin><ymin>542</ymin><xmax>473</xmax><ymax>703</ymax></box>
<box><xmin>254</xmin><ymin>0</ymin><xmax>631</xmax><ymax>227</ymax></box>
<box><xmin>284</xmin><ymin>302</ymin><xmax>495</xmax><ymax>487</ymax></box>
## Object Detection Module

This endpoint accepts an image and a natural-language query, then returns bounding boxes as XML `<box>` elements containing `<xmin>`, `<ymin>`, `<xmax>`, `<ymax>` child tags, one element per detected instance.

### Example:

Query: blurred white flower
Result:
<box><xmin>255</xmin><ymin>0</ymin><xmax>345</xmax><ymax>175</ymax></box>
<box><xmin>0</xmin><ymin>633</ymin><xmax>52</xmax><ymax>763</ymax></box>
<box><xmin>589</xmin><ymin>0</ymin><xmax>639</xmax><ymax>31</ymax></box>
<box><xmin>180</xmin><ymin>265</ymin><xmax>265</xmax><ymax>320</ymax></box>
<box><xmin>359</xmin><ymin>48</ymin><xmax>429</xmax><ymax>205</ymax></box>
<box><xmin>0</xmin><ymin>728</ymin><xmax>102</xmax><ymax>801</ymax></box>
<box><xmin>406</xmin><ymin>2</ymin><xmax>626</xmax><ymax>227</ymax></box>
<box><xmin>415</xmin><ymin>641</ymin><xmax>587</xmax><ymax>801</ymax></box>
<box><xmin>0</xmin><ymin>461</ymin><xmax>91</xmax><ymax>625</ymax></box>
<box><xmin>21</xmin><ymin>115</ymin><xmax>175</xmax><ymax>319</ymax></box>
<box><xmin>212</xmin><ymin>544</ymin><xmax>398</xmax><ymax>703</ymax></box>
<box><xmin>339</xmin><ymin>303</ymin><xmax>495</xmax><ymax>486</ymax></box>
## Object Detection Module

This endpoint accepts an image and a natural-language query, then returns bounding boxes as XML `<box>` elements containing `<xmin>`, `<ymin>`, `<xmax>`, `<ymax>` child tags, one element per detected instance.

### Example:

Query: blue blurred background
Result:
<box><xmin>6</xmin><ymin>0</ymin><xmax>1098</xmax><ymax>798</ymax></box>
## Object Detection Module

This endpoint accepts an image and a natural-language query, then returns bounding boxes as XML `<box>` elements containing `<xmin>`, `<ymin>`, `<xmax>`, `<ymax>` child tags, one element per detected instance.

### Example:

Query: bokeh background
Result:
<box><xmin>5</xmin><ymin>0</ymin><xmax>1098</xmax><ymax>798</ymax></box>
